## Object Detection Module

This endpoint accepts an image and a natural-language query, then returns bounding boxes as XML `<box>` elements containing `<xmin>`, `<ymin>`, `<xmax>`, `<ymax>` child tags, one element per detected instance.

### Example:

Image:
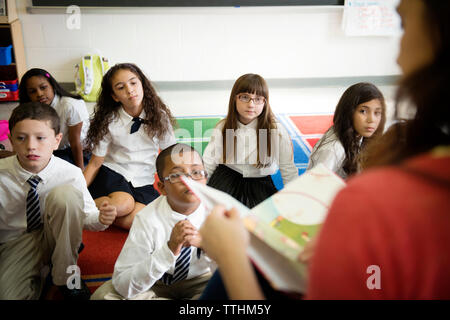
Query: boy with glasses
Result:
<box><xmin>91</xmin><ymin>143</ymin><xmax>213</xmax><ymax>300</ymax></box>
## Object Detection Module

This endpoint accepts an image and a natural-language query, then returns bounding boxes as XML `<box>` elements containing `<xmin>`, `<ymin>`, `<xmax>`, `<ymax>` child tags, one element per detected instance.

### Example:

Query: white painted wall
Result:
<box><xmin>17</xmin><ymin>1</ymin><xmax>402</xmax><ymax>83</ymax></box>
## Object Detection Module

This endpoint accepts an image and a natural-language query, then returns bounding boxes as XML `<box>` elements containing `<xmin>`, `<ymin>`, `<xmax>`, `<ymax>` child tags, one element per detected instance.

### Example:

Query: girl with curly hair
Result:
<box><xmin>84</xmin><ymin>63</ymin><xmax>176</xmax><ymax>229</ymax></box>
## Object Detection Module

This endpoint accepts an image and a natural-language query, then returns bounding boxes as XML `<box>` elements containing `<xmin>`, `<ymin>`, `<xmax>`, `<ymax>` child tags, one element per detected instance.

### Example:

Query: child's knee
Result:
<box><xmin>108</xmin><ymin>193</ymin><xmax>135</xmax><ymax>216</ymax></box>
<box><xmin>91</xmin><ymin>280</ymin><xmax>123</xmax><ymax>300</ymax></box>
<box><xmin>45</xmin><ymin>185</ymin><xmax>84</xmax><ymax>217</ymax></box>
<box><xmin>47</xmin><ymin>184</ymin><xmax>82</xmax><ymax>203</ymax></box>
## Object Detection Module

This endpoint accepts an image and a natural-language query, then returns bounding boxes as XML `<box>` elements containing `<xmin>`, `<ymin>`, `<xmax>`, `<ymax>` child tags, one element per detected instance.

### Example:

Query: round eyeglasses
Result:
<box><xmin>237</xmin><ymin>93</ymin><xmax>266</xmax><ymax>105</ymax></box>
<box><xmin>163</xmin><ymin>170</ymin><xmax>208</xmax><ymax>184</ymax></box>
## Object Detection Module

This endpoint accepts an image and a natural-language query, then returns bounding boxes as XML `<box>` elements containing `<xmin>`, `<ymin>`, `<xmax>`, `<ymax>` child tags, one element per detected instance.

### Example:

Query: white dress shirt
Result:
<box><xmin>0</xmin><ymin>155</ymin><xmax>106</xmax><ymax>244</ymax></box>
<box><xmin>92</xmin><ymin>108</ymin><xmax>176</xmax><ymax>187</ymax></box>
<box><xmin>112</xmin><ymin>196</ymin><xmax>212</xmax><ymax>299</ymax></box>
<box><xmin>202</xmin><ymin>118</ymin><xmax>298</xmax><ymax>184</ymax></box>
<box><xmin>50</xmin><ymin>94</ymin><xmax>90</xmax><ymax>150</ymax></box>
<box><xmin>306</xmin><ymin>128</ymin><xmax>347</xmax><ymax>179</ymax></box>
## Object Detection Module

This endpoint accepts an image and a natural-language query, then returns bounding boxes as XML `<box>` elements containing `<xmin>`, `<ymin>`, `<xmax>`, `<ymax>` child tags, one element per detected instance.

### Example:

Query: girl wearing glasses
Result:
<box><xmin>306</xmin><ymin>82</ymin><xmax>386</xmax><ymax>179</ymax></box>
<box><xmin>203</xmin><ymin>73</ymin><xmax>297</xmax><ymax>208</ymax></box>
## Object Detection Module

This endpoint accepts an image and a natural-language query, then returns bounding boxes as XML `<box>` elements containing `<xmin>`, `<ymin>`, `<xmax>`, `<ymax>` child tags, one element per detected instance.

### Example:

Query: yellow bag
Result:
<box><xmin>75</xmin><ymin>54</ymin><xmax>110</xmax><ymax>102</ymax></box>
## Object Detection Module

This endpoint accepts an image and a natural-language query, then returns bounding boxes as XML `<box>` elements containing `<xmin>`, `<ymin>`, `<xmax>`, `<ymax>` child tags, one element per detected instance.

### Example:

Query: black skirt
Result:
<box><xmin>207</xmin><ymin>164</ymin><xmax>278</xmax><ymax>209</ymax></box>
<box><xmin>53</xmin><ymin>147</ymin><xmax>91</xmax><ymax>167</ymax></box>
<box><xmin>88</xmin><ymin>165</ymin><xmax>159</xmax><ymax>205</ymax></box>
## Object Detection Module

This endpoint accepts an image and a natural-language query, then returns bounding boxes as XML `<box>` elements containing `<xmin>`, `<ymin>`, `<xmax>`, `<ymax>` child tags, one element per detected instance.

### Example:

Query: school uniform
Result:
<box><xmin>50</xmin><ymin>94</ymin><xmax>91</xmax><ymax>166</ymax></box>
<box><xmin>88</xmin><ymin>108</ymin><xmax>176</xmax><ymax>204</ymax></box>
<box><xmin>91</xmin><ymin>196</ymin><xmax>213</xmax><ymax>300</ymax></box>
<box><xmin>306</xmin><ymin>128</ymin><xmax>349</xmax><ymax>179</ymax></box>
<box><xmin>0</xmin><ymin>155</ymin><xmax>107</xmax><ymax>299</ymax></box>
<box><xmin>202</xmin><ymin>118</ymin><xmax>298</xmax><ymax>208</ymax></box>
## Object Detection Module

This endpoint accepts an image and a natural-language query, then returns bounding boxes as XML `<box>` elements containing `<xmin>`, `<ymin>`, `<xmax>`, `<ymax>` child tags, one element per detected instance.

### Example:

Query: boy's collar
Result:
<box><xmin>165</xmin><ymin>197</ymin><xmax>204</xmax><ymax>218</ymax></box>
<box><xmin>13</xmin><ymin>155</ymin><xmax>55</xmax><ymax>186</ymax></box>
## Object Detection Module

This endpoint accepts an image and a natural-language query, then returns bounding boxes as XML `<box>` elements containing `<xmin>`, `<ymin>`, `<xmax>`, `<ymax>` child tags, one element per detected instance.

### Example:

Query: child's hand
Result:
<box><xmin>99</xmin><ymin>200</ymin><xmax>117</xmax><ymax>226</ymax></box>
<box><xmin>168</xmin><ymin>219</ymin><xmax>198</xmax><ymax>256</ymax></box>
<box><xmin>199</xmin><ymin>205</ymin><xmax>249</xmax><ymax>264</ymax></box>
<box><xmin>185</xmin><ymin>232</ymin><xmax>202</xmax><ymax>248</ymax></box>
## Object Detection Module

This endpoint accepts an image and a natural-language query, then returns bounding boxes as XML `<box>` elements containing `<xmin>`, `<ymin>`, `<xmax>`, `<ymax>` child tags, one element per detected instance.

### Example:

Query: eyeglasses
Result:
<box><xmin>163</xmin><ymin>170</ymin><xmax>208</xmax><ymax>184</ymax></box>
<box><xmin>237</xmin><ymin>93</ymin><xmax>266</xmax><ymax>105</ymax></box>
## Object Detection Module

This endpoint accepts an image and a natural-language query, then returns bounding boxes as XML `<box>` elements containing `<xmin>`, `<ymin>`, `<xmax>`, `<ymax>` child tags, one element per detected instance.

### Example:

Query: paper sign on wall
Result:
<box><xmin>342</xmin><ymin>0</ymin><xmax>401</xmax><ymax>36</ymax></box>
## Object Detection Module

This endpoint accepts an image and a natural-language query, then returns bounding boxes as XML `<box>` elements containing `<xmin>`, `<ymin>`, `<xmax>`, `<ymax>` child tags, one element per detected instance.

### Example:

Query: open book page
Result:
<box><xmin>243</xmin><ymin>164</ymin><xmax>346</xmax><ymax>293</ymax></box>
<box><xmin>180</xmin><ymin>164</ymin><xmax>346</xmax><ymax>293</ymax></box>
<box><xmin>246</xmin><ymin>164</ymin><xmax>346</xmax><ymax>263</ymax></box>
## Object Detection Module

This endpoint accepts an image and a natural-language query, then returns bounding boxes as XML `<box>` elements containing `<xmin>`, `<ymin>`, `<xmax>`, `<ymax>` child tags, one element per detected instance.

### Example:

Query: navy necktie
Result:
<box><xmin>162</xmin><ymin>246</ymin><xmax>192</xmax><ymax>285</ymax></box>
<box><xmin>130</xmin><ymin>117</ymin><xmax>143</xmax><ymax>134</ymax></box>
<box><xmin>26</xmin><ymin>176</ymin><xmax>42</xmax><ymax>232</ymax></box>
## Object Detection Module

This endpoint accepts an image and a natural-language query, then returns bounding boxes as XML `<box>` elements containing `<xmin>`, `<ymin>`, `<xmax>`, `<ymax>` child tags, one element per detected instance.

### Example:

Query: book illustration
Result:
<box><xmin>244</xmin><ymin>165</ymin><xmax>345</xmax><ymax>263</ymax></box>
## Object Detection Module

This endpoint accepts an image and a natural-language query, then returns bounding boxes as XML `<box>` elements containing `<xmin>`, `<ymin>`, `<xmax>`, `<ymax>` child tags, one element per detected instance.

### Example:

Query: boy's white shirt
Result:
<box><xmin>0</xmin><ymin>155</ymin><xmax>106</xmax><ymax>244</ymax></box>
<box><xmin>92</xmin><ymin>107</ymin><xmax>176</xmax><ymax>187</ymax></box>
<box><xmin>50</xmin><ymin>94</ymin><xmax>90</xmax><ymax>150</ymax></box>
<box><xmin>202</xmin><ymin>118</ymin><xmax>298</xmax><ymax>184</ymax></box>
<box><xmin>112</xmin><ymin>196</ymin><xmax>214</xmax><ymax>299</ymax></box>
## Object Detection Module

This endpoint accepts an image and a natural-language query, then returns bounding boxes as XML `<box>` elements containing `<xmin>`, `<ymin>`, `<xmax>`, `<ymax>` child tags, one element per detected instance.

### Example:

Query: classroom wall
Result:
<box><xmin>17</xmin><ymin>1</ymin><xmax>402</xmax><ymax>84</ymax></box>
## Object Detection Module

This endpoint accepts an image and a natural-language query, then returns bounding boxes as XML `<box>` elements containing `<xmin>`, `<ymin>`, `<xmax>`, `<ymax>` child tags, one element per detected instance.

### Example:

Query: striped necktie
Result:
<box><xmin>26</xmin><ymin>176</ymin><xmax>42</xmax><ymax>232</ymax></box>
<box><xmin>162</xmin><ymin>246</ymin><xmax>192</xmax><ymax>285</ymax></box>
<box><xmin>130</xmin><ymin>117</ymin><xmax>143</xmax><ymax>134</ymax></box>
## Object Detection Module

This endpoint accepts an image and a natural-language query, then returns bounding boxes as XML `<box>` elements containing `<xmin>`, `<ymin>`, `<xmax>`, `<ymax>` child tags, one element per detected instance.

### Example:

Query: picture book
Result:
<box><xmin>181</xmin><ymin>164</ymin><xmax>346</xmax><ymax>294</ymax></box>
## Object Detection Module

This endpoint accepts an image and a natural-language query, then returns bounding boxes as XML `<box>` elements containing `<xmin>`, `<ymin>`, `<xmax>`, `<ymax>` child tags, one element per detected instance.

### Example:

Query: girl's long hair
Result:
<box><xmin>310</xmin><ymin>82</ymin><xmax>386</xmax><ymax>176</ymax></box>
<box><xmin>85</xmin><ymin>63</ymin><xmax>175</xmax><ymax>150</ymax></box>
<box><xmin>220</xmin><ymin>73</ymin><xmax>277</xmax><ymax>168</ymax></box>
<box><xmin>363</xmin><ymin>0</ymin><xmax>450</xmax><ymax>168</ymax></box>
<box><xmin>19</xmin><ymin>68</ymin><xmax>82</xmax><ymax>102</ymax></box>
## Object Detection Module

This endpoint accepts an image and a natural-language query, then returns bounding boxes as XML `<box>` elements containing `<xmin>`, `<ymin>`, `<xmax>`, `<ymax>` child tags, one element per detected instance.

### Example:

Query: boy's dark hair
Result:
<box><xmin>19</xmin><ymin>68</ymin><xmax>82</xmax><ymax>102</ymax></box>
<box><xmin>156</xmin><ymin>143</ymin><xmax>203</xmax><ymax>181</ymax></box>
<box><xmin>9</xmin><ymin>102</ymin><xmax>61</xmax><ymax>134</ymax></box>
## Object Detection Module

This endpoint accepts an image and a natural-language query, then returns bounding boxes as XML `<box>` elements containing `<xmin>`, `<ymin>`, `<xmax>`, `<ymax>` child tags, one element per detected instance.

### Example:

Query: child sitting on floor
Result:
<box><xmin>18</xmin><ymin>68</ymin><xmax>92</xmax><ymax>170</ymax></box>
<box><xmin>0</xmin><ymin>102</ymin><xmax>116</xmax><ymax>300</ymax></box>
<box><xmin>83</xmin><ymin>63</ymin><xmax>176</xmax><ymax>230</ymax></box>
<box><xmin>91</xmin><ymin>143</ymin><xmax>213</xmax><ymax>300</ymax></box>
<box><xmin>306</xmin><ymin>82</ymin><xmax>386</xmax><ymax>179</ymax></box>
<box><xmin>202</xmin><ymin>73</ymin><xmax>297</xmax><ymax>208</ymax></box>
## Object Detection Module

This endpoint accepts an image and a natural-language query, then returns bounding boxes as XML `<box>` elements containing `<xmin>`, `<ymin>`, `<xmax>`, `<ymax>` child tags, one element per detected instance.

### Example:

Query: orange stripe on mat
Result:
<box><xmin>82</xmin><ymin>273</ymin><xmax>112</xmax><ymax>280</ymax></box>
<box><xmin>85</xmin><ymin>281</ymin><xmax>108</xmax><ymax>288</ymax></box>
